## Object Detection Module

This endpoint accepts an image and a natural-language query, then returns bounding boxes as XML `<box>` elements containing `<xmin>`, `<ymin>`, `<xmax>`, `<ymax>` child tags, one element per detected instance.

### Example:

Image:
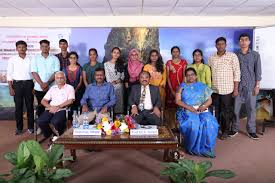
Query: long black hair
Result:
<box><xmin>192</xmin><ymin>49</ymin><xmax>204</xmax><ymax>64</ymax></box>
<box><xmin>147</xmin><ymin>49</ymin><xmax>164</xmax><ymax>73</ymax></box>
<box><xmin>112</xmin><ymin>47</ymin><xmax>124</xmax><ymax>73</ymax></box>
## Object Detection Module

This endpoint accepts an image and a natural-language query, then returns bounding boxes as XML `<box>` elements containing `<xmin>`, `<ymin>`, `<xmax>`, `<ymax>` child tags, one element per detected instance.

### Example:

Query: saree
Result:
<box><xmin>176</xmin><ymin>82</ymin><xmax>219</xmax><ymax>157</ymax></box>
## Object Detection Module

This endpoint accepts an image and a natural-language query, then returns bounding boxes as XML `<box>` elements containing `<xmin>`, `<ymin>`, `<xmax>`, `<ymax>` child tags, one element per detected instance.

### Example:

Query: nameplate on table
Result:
<box><xmin>73</xmin><ymin>125</ymin><xmax>102</xmax><ymax>136</ymax></box>
<box><xmin>130</xmin><ymin>125</ymin><xmax>159</xmax><ymax>136</ymax></box>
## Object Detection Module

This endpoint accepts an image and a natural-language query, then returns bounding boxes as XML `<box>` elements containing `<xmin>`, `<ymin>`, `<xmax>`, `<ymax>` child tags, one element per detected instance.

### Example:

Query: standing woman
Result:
<box><xmin>63</xmin><ymin>51</ymin><xmax>83</xmax><ymax>114</ymax></box>
<box><xmin>82</xmin><ymin>48</ymin><xmax>103</xmax><ymax>87</ymax></box>
<box><xmin>143</xmin><ymin>49</ymin><xmax>166</xmax><ymax>108</ymax></box>
<box><xmin>125</xmin><ymin>49</ymin><xmax>144</xmax><ymax>88</ymax></box>
<box><xmin>166</xmin><ymin>46</ymin><xmax>188</xmax><ymax>130</ymax></box>
<box><xmin>124</xmin><ymin>49</ymin><xmax>144</xmax><ymax>112</ymax></box>
<box><xmin>189</xmin><ymin>49</ymin><xmax>211</xmax><ymax>88</ymax></box>
<box><xmin>104</xmin><ymin>47</ymin><xmax>125</xmax><ymax>114</ymax></box>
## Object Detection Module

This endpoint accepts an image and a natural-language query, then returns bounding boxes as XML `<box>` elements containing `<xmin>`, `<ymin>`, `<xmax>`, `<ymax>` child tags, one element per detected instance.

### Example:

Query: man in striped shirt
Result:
<box><xmin>208</xmin><ymin>37</ymin><xmax>241</xmax><ymax>140</ymax></box>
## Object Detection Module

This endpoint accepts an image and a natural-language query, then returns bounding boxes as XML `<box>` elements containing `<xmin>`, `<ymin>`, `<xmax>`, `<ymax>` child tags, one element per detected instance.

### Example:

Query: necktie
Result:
<box><xmin>139</xmin><ymin>86</ymin><xmax>146</xmax><ymax>111</ymax></box>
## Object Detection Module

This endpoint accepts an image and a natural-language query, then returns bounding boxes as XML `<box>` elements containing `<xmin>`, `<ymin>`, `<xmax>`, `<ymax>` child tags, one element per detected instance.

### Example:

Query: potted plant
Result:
<box><xmin>161</xmin><ymin>159</ymin><xmax>235</xmax><ymax>183</ymax></box>
<box><xmin>0</xmin><ymin>140</ymin><xmax>73</xmax><ymax>183</ymax></box>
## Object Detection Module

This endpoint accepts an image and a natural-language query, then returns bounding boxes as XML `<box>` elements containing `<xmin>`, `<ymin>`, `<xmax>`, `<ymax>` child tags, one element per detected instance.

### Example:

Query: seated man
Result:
<box><xmin>37</xmin><ymin>71</ymin><xmax>75</xmax><ymax>138</ymax></box>
<box><xmin>129</xmin><ymin>71</ymin><xmax>161</xmax><ymax>125</ymax></box>
<box><xmin>79</xmin><ymin>67</ymin><xmax>116</xmax><ymax>123</ymax></box>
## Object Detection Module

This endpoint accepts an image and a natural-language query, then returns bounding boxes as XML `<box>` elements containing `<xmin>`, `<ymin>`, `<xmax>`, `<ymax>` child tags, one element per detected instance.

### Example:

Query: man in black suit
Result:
<box><xmin>128</xmin><ymin>71</ymin><xmax>161</xmax><ymax>125</ymax></box>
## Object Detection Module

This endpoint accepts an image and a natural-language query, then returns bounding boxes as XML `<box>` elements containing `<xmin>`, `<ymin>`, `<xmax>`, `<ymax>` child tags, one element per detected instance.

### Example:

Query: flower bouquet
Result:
<box><xmin>95</xmin><ymin>113</ymin><xmax>138</xmax><ymax>135</ymax></box>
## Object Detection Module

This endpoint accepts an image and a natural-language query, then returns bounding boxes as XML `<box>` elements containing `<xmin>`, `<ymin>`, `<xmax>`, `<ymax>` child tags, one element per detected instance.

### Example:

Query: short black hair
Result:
<box><xmin>239</xmin><ymin>33</ymin><xmax>250</xmax><ymax>41</ymax></box>
<box><xmin>171</xmin><ymin>46</ymin><xmax>180</xmax><ymax>54</ymax></box>
<box><xmin>215</xmin><ymin>37</ymin><xmax>227</xmax><ymax>44</ymax></box>
<box><xmin>68</xmin><ymin>51</ymin><xmax>79</xmax><ymax>59</ymax></box>
<box><xmin>59</xmin><ymin>39</ymin><xmax>68</xmax><ymax>44</ymax></box>
<box><xmin>39</xmin><ymin>39</ymin><xmax>50</xmax><ymax>45</ymax></box>
<box><xmin>95</xmin><ymin>67</ymin><xmax>105</xmax><ymax>75</ymax></box>
<box><xmin>16</xmin><ymin>40</ymin><xmax>27</xmax><ymax>47</ymax></box>
<box><xmin>139</xmin><ymin>71</ymin><xmax>151</xmax><ymax>78</ymax></box>
<box><xmin>185</xmin><ymin>67</ymin><xmax>197</xmax><ymax>76</ymax></box>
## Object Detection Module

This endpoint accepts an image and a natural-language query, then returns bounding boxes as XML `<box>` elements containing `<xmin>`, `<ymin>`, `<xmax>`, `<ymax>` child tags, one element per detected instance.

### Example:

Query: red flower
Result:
<box><xmin>128</xmin><ymin>123</ymin><xmax>135</xmax><ymax>129</ymax></box>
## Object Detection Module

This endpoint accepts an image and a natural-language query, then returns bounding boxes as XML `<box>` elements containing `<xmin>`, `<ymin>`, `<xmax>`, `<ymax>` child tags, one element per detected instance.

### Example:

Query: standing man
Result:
<box><xmin>55</xmin><ymin>39</ymin><xmax>69</xmax><ymax>70</ymax></box>
<box><xmin>208</xmin><ymin>37</ymin><xmax>241</xmax><ymax>140</ymax></box>
<box><xmin>31</xmin><ymin>39</ymin><xmax>60</xmax><ymax>117</ymax></box>
<box><xmin>230</xmin><ymin>33</ymin><xmax>262</xmax><ymax>140</ymax></box>
<box><xmin>7</xmin><ymin>40</ymin><xmax>34</xmax><ymax>135</ymax></box>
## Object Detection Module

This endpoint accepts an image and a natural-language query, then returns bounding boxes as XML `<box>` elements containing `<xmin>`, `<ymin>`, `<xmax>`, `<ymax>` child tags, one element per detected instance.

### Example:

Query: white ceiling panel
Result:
<box><xmin>109</xmin><ymin>0</ymin><xmax>142</xmax><ymax>7</ymax></box>
<box><xmin>0</xmin><ymin>1</ymin><xmax>13</xmax><ymax>8</ymax></box>
<box><xmin>0</xmin><ymin>8</ymin><xmax>27</xmax><ymax>16</ymax></box>
<box><xmin>5</xmin><ymin>0</ymin><xmax>45</xmax><ymax>8</ymax></box>
<box><xmin>200</xmin><ymin>7</ymin><xmax>232</xmax><ymax>15</ymax></box>
<box><xmin>209</xmin><ymin>0</ymin><xmax>247</xmax><ymax>7</ymax></box>
<box><xmin>39</xmin><ymin>0</ymin><xmax>77</xmax><ymax>8</ymax></box>
<box><xmin>230</xmin><ymin>7</ymin><xmax>266</xmax><ymax>15</ymax></box>
<box><xmin>82</xmin><ymin>7</ymin><xmax>112</xmax><ymax>15</ymax></box>
<box><xmin>143</xmin><ymin>0</ymin><xmax>177</xmax><ymax>7</ymax></box>
<box><xmin>50</xmin><ymin>8</ymin><xmax>84</xmax><ymax>16</ymax></box>
<box><xmin>23</xmin><ymin>8</ymin><xmax>54</xmax><ymax>16</ymax></box>
<box><xmin>0</xmin><ymin>0</ymin><xmax>274</xmax><ymax>16</ymax></box>
<box><xmin>74</xmin><ymin>0</ymin><xmax>109</xmax><ymax>8</ymax></box>
<box><xmin>113</xmin><ymin>7</ymin><xmax>141</xmax><ymax>15</ymax></box>
<box><xmin>142</xmin><ymin>7</ymin><xmax>170</xmax><ymax>15</ymax></box>
<box><xmin>177</xmin><ymin>0</ymin><xmax>212</xmax><ymax>7</ymax></box>
<box><xmin>259</xmin><ymin>8</ymin><xmax>275</xmax><ymax>15</ymax></box>
<box><xmin>240</xmin><ymin>0</ymin><xmax>275</xmax><ymax>7</ymax></box>
<box><xmin>171</xmin><ymin>7</ymin><xmax>203</xmax><ymax>15</ymax></box>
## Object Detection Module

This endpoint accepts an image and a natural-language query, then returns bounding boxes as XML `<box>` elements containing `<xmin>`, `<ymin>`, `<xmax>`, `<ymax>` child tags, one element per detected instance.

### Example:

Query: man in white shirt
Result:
<box><xmin>128</xmin><ymin>71</ymin><xmax>161</xmax><ymax>125</ymax></box>
<box><xmin>7</xmin><ymin>40</ymin><xmax>34</xmax><ymax>135</ymax></box>
<box><xmin>37</xmin><ymin>71</ymin><xmax>75</xmax><ymax>139</ymax></box>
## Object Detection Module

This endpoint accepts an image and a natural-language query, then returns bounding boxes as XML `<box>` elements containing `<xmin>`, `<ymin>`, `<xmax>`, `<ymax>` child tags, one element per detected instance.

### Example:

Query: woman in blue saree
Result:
<box><xmin>175</xmin><ymin>68</ymin><xmax>219</xmax><ymax>158</ymax></box>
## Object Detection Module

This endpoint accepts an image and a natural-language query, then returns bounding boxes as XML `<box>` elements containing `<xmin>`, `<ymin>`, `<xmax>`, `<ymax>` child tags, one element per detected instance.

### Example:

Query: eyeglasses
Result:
<box><xmin>131</xmin><ymin>54</ymin><xmax>138</xmax><ymax>56</ymax></box>
<box><xmin>69</xmin><ymin>57</ymin><xmax>77</xmax><ymax>59</ymax></box>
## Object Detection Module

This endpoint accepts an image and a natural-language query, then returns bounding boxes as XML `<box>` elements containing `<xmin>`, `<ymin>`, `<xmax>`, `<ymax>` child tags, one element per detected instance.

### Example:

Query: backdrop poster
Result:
<box><xmin>0</xmin><ymin>27</ymin><xmax>253</xmax><ymax>119</ymax></box>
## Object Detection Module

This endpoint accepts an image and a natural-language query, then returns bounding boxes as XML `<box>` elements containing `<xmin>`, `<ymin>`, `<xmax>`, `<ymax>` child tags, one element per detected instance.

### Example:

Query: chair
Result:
<box><xmin>126</xmin><ymin>106</ymin><xmax>164</xmax><ymax>125</ymax></box>
<box><xmin>34</xmin><ymin>108</ymin><xmax>71</xmax><ymax>143</ymax></box>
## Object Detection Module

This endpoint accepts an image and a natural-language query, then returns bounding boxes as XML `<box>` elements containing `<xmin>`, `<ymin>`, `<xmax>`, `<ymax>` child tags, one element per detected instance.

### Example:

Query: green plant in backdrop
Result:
<box><xmin>0</xmin><ymin>140</ymin><xmax>73</xmax><ymax>183</ymax></box>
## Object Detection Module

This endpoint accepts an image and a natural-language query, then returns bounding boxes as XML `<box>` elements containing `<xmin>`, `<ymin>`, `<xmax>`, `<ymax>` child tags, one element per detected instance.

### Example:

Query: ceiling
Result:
<box><xmin>0</xmin><ymin>0</ymin><xmax>275</xmax><ymax>17</ymax></box>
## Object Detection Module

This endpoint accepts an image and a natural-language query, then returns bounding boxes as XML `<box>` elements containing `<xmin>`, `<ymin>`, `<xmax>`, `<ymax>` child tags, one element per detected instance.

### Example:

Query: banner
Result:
<box><xmin>0</xmin><ymin>27</ymin><xmax>253</xmax><ymax>119</ymax></box>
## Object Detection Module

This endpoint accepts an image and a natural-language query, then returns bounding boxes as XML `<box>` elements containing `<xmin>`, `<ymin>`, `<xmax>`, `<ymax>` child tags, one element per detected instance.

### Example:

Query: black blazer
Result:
<box><xmin>128</xmin><ymin>84</ymin><xmax>161</xmax><ymax>109</ymax></box>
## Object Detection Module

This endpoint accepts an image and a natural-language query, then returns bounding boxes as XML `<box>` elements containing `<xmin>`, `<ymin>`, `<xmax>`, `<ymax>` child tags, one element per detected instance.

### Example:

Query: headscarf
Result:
<box><xmin>127</xmin><ymin>49</ymin><xmax>143</xmax><ymax>83</ymax></box>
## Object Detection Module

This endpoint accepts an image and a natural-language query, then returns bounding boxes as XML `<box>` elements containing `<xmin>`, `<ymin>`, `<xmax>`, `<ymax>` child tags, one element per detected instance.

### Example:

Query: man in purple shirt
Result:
<box><xmin>79</xmin><ymin>67</ymin><xmax>116</xmax><ymax>123</ymax></box>
<box><xmin>55</xmin><ymin>39</ymin><xmax>69</xmax><ymax>70</ymax></box>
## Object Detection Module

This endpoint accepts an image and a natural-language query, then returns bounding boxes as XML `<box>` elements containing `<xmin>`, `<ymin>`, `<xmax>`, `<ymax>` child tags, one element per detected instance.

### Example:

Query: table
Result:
<box><xmin>54</xmin><ymin>126</ymin><xmax>180</xmax><ymax>162</ymax></box>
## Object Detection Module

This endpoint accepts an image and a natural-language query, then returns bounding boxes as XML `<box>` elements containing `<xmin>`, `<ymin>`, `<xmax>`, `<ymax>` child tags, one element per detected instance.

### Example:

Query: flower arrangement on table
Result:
<box><xmin>95</xmin><ymin>114</ymin><xmax>138</xmax><ymax>135</ymax></box>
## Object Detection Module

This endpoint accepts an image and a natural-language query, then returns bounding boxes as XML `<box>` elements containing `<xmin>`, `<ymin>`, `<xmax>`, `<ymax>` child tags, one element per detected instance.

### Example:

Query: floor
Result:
<box><xmin>0</xmin><ymin>120</ymin><xmax>275</xmax><ymax>183</ymax></box>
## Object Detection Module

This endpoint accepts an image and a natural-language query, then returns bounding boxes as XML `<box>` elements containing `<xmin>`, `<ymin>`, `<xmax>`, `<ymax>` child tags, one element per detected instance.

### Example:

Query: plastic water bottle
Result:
<box><xmin>83</xmin><ymin>112</ymin><xmax>89</xmax><ymax>129</ymax></box>
<box><xmin>72</xmin><ymin>111</ymin><xmax>79</xmax><ymax>128</ymax></box>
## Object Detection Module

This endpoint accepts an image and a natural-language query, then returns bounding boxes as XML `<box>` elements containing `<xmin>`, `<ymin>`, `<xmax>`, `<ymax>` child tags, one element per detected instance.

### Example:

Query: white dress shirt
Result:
<box><xmin>6</xmin><ymin>55</ymin><xmax>33</xmax><ymax>81</ymax></box>
<box><xmin>43</xmin><ymin>84</ymin><xmax>75</xmax><ymax>107</ymax></box>
<box><xmin>141</xmin><ymin>85</ymin><xmax>153</xmax><ymax>110</ymax></box>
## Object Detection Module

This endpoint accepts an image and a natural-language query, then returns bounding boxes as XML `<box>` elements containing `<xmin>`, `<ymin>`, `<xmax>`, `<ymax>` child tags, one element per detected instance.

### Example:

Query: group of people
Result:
<box><xmin>7</xmin><ymin>33</ymin><xmax>262</xmax><ymax>158</ymax></box>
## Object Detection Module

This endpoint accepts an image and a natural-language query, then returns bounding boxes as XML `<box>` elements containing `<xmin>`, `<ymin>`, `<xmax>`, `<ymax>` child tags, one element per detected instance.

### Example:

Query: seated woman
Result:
<box><xmin>175</xmin><ymin>68</ymin><xmax>219</xmax><ymax>158</ymax></box>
